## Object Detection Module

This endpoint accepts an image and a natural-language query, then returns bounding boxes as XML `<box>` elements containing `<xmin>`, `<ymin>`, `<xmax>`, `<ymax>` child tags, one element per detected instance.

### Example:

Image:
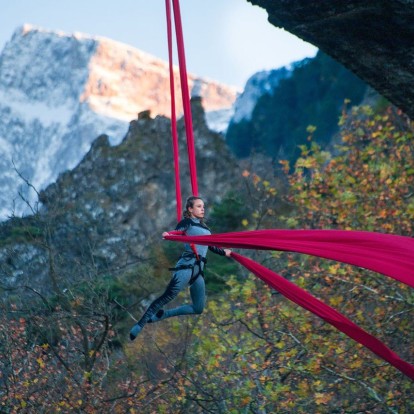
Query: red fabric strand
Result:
<box><xmin>164</xmin><ymin>229</ymin><xmax>414</xmax><ymax>379</ymax></box>
<box><xmin>172</xmin><ymin>0</ymin><xmax>198</xmax><ymax>196</ymax></box>
<box><xmin>164</xmin><ymin>229</ymin><xmax>414</xmax><ymax>288</ymax></box>
<box><xmin>165</xmin><ymin>0</ymin><xmax>182</xmax><ymax>221</ymax></box>
<box><xmin>166</xmin><ymin>230</ymin><xmax>185</xmax><ymax>236</ymax></box>
<box><xmin>231</xmin><ymin>252</ymin><xmax>414</xmax><ymax>381</ymax></box>
<box><xmin>162</xmin><ymin>0</ymin><xmax>414</xmax><ymax>381</ymax></box>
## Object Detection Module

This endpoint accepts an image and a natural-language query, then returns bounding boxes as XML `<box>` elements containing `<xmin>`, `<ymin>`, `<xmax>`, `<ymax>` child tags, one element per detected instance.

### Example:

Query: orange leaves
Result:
<box><xmin>279</xmin><ymin>159</ymin><xmax>290</xmax><ymax>174</ymax></box>
<box><xmin>378</xmin><ymin>209</ymin><xmax>388</xmax><ymax>218</ymax></box>
<box><xmin>315</xmin><ymin>391</ymin><xmax>333</xmax><ymax>405</ymax></box>
<box><xmin>240</xmin><ymin>396</ymin><xmax>252</xmax><ymax>406</ymax></box>
<box><xmin>0</xmin><ymin>309</ymin><xmax>137</xmax><ymax>413</ymax></box>
<box><xmin>36</xmin><ymin>357</ymin><xmax>45</xmax><ymax>369</ymax></box>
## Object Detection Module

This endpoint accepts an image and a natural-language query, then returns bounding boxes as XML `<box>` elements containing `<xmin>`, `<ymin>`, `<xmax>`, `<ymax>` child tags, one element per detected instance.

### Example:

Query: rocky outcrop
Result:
<box><xmin>0</xmin><ymin>99</ymin><xmax>240</xmax><ymax>292</ymax></box>
<box><xmin>248</xmin><ymin>0</ymin><xmax>414</xmax><ymax>119</ymax></box>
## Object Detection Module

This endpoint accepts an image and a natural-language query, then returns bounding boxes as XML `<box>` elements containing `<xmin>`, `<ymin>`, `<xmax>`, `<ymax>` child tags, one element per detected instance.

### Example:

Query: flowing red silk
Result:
<box><xmin>231</xmin><ymin>252</ymin><xmax>414</xmax><ymax>380</ymax></box>
<box><xmin>165</xmin><ymin>0</ymin><xmax>182</xmax><ymax>221</ymax></box>
<box><xmin>165</xmin><ymin>229</ymin><xmax>414</xmax><ymax>288</ymax></box>
<box><xmin>171</xmin><ymin>0</ymin><xmax>198</xmax><ymax>196</ymax></box>
<box><xmin>164</xmin><ymin>230</ymin><xmax>414</xmax><ymax>380</ymax></box>
<box><xmin>163</xmin><ymin>0</ymin><xmax>414</xmax><ymax>381</ymax></box>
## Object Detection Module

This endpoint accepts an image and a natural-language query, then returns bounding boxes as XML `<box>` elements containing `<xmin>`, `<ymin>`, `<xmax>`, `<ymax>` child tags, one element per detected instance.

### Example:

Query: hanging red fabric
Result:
<box><xmin>162</xmin><ymin>0</ymin><xmax>414</xmax><ymax>382</ymax></box>
<box><xmin>231</xmin><ymin>252</ymin><xmax>414</xmax><ymax>381</ymax></box>
<box><xmin>171</xmin><ymin>0</ymin><xmax>198</xmax><ymax>196</ymax></box>
<box><xmin>165</xmin><ymin>0</ymin><xmax>182</xmax><ymax>221</ymax></box>
<box><xmin>165</xmin><ymin>229</ymin><xmax>414</xmax><ymax>288</ymax></box>
<box><xmin>164</xmin><ymin>230</ymin><xmax>414</xmax><ymax>380</ymax></box>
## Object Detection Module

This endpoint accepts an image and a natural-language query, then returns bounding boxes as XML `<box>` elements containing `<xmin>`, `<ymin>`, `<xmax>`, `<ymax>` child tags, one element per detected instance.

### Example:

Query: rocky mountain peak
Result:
<box><xmin>0</xmin><ymin>98</ymin><xmax>240</xmax><ymax>291</ymax></box>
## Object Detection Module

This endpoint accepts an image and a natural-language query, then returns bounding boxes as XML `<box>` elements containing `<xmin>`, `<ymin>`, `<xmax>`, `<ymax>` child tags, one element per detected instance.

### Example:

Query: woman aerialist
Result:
<box><xmin>130</xmin><ymin>196</ymin><xmax>232</xmax><ymax>340</ymax></box>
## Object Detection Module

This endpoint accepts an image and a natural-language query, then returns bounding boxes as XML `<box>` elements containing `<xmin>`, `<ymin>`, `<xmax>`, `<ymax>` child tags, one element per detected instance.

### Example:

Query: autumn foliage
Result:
<box><xmin>1</xmin><ymin>105</ymin><xmax>413</xmax><ymax>413</ymax></box>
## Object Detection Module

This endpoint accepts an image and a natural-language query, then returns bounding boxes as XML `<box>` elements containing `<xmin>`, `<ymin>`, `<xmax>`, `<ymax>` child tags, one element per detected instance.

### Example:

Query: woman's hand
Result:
<box><xmin>162</xmin><ymin>232</ymin><xmax>169</xmax><ymax>238</ymax></box>
<box><xmin>224</xmin><ymin>249</ymin><xmax>232</xmax><ymax>257</ymax></box>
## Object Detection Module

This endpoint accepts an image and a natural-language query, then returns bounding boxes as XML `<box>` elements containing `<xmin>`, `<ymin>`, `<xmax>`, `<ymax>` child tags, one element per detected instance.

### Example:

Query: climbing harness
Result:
<box><xmin>169</xmin><ymin>253</ymin><xmax>207</xmax><ymax>286</ymax></box>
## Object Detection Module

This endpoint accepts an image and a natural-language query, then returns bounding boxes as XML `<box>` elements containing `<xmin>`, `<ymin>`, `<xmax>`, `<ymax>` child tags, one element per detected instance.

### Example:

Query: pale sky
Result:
<box><xmin>0</xmin><ymin>0</ymin><xmax>317</xmax><ymax>89</ymax></box>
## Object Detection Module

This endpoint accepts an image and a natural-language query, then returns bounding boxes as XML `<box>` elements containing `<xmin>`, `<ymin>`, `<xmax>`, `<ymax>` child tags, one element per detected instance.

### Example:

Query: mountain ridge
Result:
<box><xmin>0</xmin><ymin>97</ymin><xmax>241</xmax><ymax>291</ymax></box>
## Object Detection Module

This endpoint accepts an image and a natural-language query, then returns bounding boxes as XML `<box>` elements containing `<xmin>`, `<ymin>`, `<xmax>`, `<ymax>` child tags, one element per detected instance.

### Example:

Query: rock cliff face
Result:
<box><xmin>0</xmin><ymin>98</ymin><xmax>240</xmax><ymax>292</ymax></box>
<box><xmin>0</xmin><ymin>25</ymin><xmax>238</xmax><ymax>219</ymax></box>
<box><xmin>248</xmin><ymin>0</ymin><xmax>414</xmax><ymax>119</ymax></box>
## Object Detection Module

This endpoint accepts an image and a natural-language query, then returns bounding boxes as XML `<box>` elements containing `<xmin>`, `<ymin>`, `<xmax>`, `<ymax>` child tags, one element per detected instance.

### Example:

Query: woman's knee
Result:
<box><xmin>193</xmin><ymin>299</ymin><xmax>205</xmax><ymax>315</ymax></box>
<box><xmin>193</xmin><ymin>305</ymin><xmax>204</xmax><ymax>315</ymax></box>
<box><xmin>190</xmin><ymin>276</ymin><xmax>206</xmax><ymax>314</ymax></box>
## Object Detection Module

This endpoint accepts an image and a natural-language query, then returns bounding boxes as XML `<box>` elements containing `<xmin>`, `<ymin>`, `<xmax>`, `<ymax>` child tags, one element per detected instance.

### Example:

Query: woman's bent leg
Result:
<box><xmin>162</xmin><ymin>274</ymin><xmax>206</xmax><ymax>319</ymax></box>
<box><xmin>129</xmin><ymin>269</ymin><xmax>191</xmax><ymax>340</ymax></box>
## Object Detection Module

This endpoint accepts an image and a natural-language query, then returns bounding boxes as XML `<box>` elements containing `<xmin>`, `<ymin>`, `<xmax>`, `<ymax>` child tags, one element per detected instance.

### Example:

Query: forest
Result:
<box><xmin>226</xmin><ymin>51</ymin><xmax>369</xmax><ymax>164</ymax></box>
<box><xmin>0</xmin><ymin>102</ymin><xmax>413</xmax><ymax>413</ymax></box>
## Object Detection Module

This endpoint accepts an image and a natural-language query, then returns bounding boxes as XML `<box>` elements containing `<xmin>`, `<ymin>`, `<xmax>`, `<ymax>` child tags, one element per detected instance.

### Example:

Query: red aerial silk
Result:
<box><xmin>232</xmin><ymin>252</ymin><xmax>414</xmax><ymax>381</ymax></box>
<box><xmin>165</xmin><ymin>0</ymin><xmax>199</xmax><ymax>219</ymax></box>
<box><xmin>162</xmin><ymin>0</ymin><xmax>414</xmax><ymax>382</ymax></box>
<box><xmin>165</xmin><ymin>229</ymin><xmax>414</xmax><ymax>288</ymax></box>
<box><xmin>164</xmin><ymin>230</ymin><xmax>414</xmax><ymax>380</ymax></box>
<box><xmin>170</xmin><ymin>0</ymin><xmax>198</xmax><ymax>196</ymax></box>
<box><xmin>165</xmin><ymin>0</ymin><xmax>182</xmax><ymax>220</ymax></box>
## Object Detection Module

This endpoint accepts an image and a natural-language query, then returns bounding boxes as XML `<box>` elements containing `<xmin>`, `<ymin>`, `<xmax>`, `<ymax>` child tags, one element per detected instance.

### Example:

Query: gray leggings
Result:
<box><xmin>136</xmin><ymin>268</ymin><xmax>206</xmax><ymax>328</ymax></box>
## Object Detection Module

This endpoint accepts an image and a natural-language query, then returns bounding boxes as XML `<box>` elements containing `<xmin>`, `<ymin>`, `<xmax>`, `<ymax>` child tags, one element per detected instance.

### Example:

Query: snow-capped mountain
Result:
<box><xmin>230</xmin><ymin>67</ymin><xmax>291</xmax><ymax>124</ymax></box>
<box><xmin>0</xmin><ymin>24</ymin><xmax>239</xmax><ymax>219</ymax></box>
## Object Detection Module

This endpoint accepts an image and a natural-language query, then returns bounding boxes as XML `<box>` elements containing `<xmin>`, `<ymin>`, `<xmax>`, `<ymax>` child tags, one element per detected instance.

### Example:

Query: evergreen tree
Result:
<box><xmin>226</xmin><ymin>51</ymin><xmax>368</xmax><ymax>164</ymax></box>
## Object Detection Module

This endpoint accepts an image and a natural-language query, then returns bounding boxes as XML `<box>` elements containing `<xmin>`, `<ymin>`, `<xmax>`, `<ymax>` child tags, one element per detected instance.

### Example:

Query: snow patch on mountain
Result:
<box><xmin>231</xmin><ymin>67</ymin><xmax>291</xmax><ymax>123</ymax></box>
<box><xmin>0</xmin><ymin>88</ymin><xmax>74</xmax><ymax>125</ymax></box>
<box><xmin>205</xmin><ymin>108</ymin><xmax>235</xmax><ymax>135</ymax></box>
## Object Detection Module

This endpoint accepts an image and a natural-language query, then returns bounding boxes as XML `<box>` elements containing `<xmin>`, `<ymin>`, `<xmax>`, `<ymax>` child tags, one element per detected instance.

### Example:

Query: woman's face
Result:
<box><xmin>189</xmin><ymin>199</ymin><xmax>205</xmax><ymax>219</ymax></box>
